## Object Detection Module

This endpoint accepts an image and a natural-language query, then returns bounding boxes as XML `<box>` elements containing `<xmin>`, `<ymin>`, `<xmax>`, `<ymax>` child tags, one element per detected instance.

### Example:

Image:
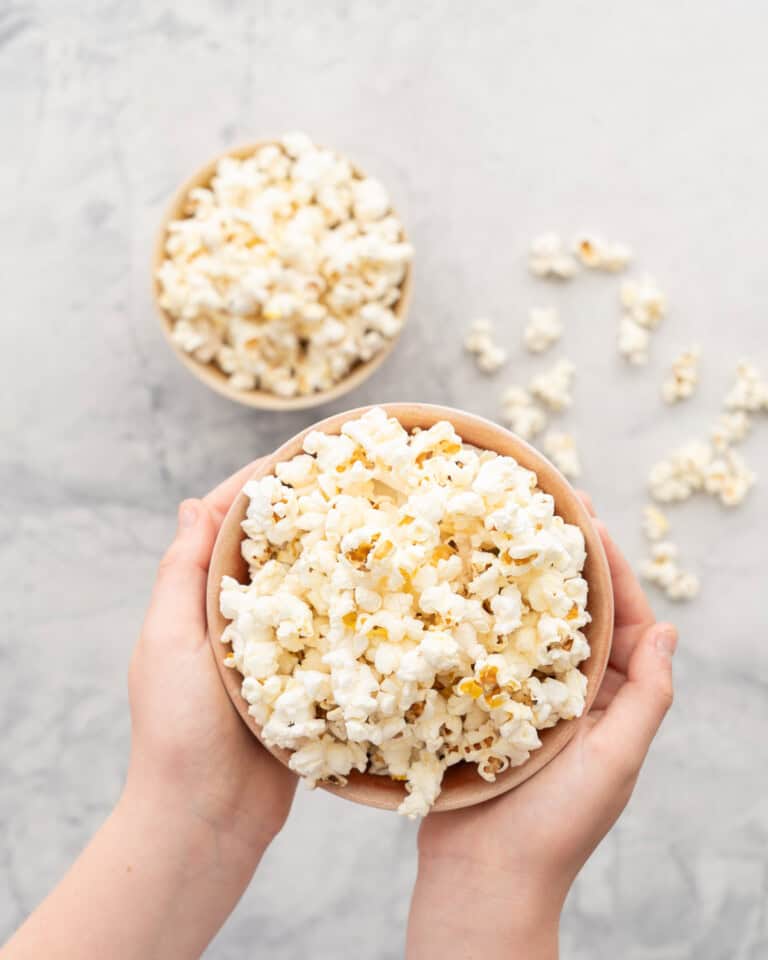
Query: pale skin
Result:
<box><xmin>2</xmin><ymin>475</ymin><xmax>675</xmax><ymax>960</ymax></box>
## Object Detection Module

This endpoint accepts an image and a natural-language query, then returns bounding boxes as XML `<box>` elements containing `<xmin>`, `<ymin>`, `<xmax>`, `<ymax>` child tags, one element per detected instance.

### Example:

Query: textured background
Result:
<box><xmin>2</xmin><ymin>2</ymin><xmax>767</xmax><ymax>957</ymax></box>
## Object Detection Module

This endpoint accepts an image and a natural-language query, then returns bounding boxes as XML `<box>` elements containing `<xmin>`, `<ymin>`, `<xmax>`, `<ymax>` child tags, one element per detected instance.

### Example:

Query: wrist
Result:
<box><xmin>119</xmin><ymin>767</ymin><xmax>273</xmax><ymax>886</ymax></box>
<box><xmin>408</xmin><ymin>853</ymin><xmax>563</xmax><ymax>960</ymax></box>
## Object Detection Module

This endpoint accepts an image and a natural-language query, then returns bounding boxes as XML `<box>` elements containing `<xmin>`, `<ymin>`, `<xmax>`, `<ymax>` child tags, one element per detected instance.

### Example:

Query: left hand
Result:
<box><xmin>407</xmin><ymin>496</ymin><xmax>676</xmax><ymax>960</ymax></box>
<box><xmin>126</xmin><ymin>460</ymin><xmax>297</xmax><ymax>867</ymax></box>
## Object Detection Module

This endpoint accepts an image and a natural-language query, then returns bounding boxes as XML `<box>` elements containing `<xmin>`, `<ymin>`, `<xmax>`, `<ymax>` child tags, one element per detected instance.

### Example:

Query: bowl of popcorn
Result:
<box><xmin>207</xmin><ymin>405</ymin><xmax>613</xmax><ymax>816</ymax></box>
<box><xmin>153</xmin><ymin>134</ymin><xmax>413</xmax><ymax>410</ymax></box>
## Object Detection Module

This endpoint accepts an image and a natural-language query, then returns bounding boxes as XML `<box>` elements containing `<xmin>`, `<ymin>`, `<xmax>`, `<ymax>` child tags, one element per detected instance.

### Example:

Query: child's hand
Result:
<box><xmin>407</xmin><ymin>497</ymin><xmax>676</xmax><ymax>960</ymax></box>
<box><xmin>127</xmin><ymin>460</ymin><xmax>296</xmax><ymax>865</ymax></box>
<box><xmin>4</xmin><ymin>464</ymin><xmax>297</xmax><ymax>960</ymax></box>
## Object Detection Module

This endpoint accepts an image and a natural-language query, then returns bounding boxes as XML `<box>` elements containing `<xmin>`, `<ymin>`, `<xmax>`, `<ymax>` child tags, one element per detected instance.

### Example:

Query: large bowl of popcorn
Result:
<box><xmin>207</xmin><ymin>405</ymin><xmax>613</xmax><ymax>816</ymax></box>
<box><xmin>153</xmin><ymin>134</ymin><xmax>413</xmax><ymax>410</ymax></box>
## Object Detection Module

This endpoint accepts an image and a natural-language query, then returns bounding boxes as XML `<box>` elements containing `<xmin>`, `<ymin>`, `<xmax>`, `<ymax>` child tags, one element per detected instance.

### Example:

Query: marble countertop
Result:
<box><xmin>2</xmin><ymin>2</ymin><xmax>767</xmax><ymax>957</ymax></box>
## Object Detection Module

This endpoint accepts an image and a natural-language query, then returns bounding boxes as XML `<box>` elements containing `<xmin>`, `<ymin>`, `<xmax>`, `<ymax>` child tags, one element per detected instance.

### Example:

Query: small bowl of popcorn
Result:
<box><xmin>207</xmin><ymin>405</ymin><xmax>613</xmax><ymax>816</ymax></box>
<box><xmin>153</xmin><ymin>134</ymin><xmax>413</xmax><ymax>410</ymax></box>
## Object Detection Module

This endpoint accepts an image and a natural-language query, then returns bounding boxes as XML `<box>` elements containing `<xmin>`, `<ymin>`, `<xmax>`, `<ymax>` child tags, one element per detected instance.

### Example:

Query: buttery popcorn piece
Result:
<box><xmin>642</xmin><ymin>541</ymin><xmax>699</xmax><ymax>601</ymax></box>
<box><xmin>711</xmin><ymin>411</ymin><xmax>750</xmax><ymax>451</ymax></box>
<box><xmin>642</xmin><ymin>505</ymin><xmax>670</xmax><ymax>541</ymax></box>
<box><xmin>530</xmin><ymin>359</ymin><xmax>576</xmax><ymax>412</ymax></box>
<box><xmin>620</xmin><ymin>276</ymin><xmax>667</xmax><ymax>329</ymax></box>
<box><xmin>573</xmin><ymin>234</ymin><xmax>632</xmax><ymax>272</ymax></box>
<box><xmin>529</xmin><ymin>233</ymin><xmax>578</xmax><ymax>280</ymax></box>
<box><xmin>724</xmin><ymin>360</ymin><xmax>768</xmax><ymax>414</ymax></box>
<box><xmin>156</xmin><ymin>134</ymin><xmax>413</xmax><ymax>398</ymax></box>
<box><xmin>523</xmin><ymin>307</ymin><xmax>562</xmax><ymax>354</ymax></box>
<box><xmin>618</xmin><ymin>316</ymin><xmax>650</xmax><ymax>365</ymax></box>
<box><xmin>649</xmin><ymin>439</ymin><xmax>755</xmax><ymax>507</ymax></box>
<box><xmin>541</xmin><ymin>431</ymin><xmax>581</xmax><ymax>479</ymax></box>
<box><xmin>662</xmin><ymin>347</ymin><xmax>700</xmax><ymax>404</ymax></box>
<box><xmin>499</xmin><ymin>386</ymin><xmax>547</xmax><ymax>440</ymax></box>
<box><xmin>220</xmin><ymin>408</ymin><xmax>592</xmax><ymax>816</ymax></box>
<box><xmin>464</xmin><ymin>318</ymin><xmax>508</xmax><ymax>374</ymax></box>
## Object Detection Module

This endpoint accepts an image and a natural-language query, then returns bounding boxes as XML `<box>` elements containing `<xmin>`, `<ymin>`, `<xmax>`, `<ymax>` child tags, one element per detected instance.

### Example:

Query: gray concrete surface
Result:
<box><xmin>2</xmin><ymin>2</ymin><xmax>767</xmax><ymax>957</ymax></box>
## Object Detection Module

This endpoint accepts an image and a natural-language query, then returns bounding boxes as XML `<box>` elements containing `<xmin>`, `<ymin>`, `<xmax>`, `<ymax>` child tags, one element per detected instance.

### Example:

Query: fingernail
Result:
<box><xmin>179</xmin><ymin>500</ymin><xmax>198</xmax><ymax>529</ymax></box>
<box><xmin>655</xmin><ymin>623</ymin><xmax>678</xmax><ymax>658</ymax></box>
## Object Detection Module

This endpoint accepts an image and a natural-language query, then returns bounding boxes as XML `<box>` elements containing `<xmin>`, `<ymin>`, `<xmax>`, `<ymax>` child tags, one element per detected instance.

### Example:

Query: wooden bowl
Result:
<box><xmin>151</xmin><ymin>141</ymin><xmax>413</xmax><ymax>411</ymax></box>
<box><xmin>207</xmin><ymin>404</ymin><xmax>614</xmax><ymax>812</ymax></box>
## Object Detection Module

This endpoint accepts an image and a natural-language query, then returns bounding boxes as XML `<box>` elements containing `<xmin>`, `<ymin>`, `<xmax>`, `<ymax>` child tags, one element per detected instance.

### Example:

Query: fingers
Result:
<box><xmin>143</xmin><ymin>500</ymin><xmax>218</xmax><ymax>647</ymax></box>
<box><xmin>590</xmin><ymin>622</ymin><xmax>677</xmax><ymax>773</ymax></box>
<box><xmin>593</xmin><ymin>519</ymin><xmax>655</xmax><ymax>630</ymax></box>
<box><xmin>204</xmin><ymin>457</ymin><xmax>268</xmax><ymax>520</ymax></box>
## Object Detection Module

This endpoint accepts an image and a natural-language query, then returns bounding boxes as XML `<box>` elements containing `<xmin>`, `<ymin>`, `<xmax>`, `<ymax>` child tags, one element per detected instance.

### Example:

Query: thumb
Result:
<box><xmin>590</xmin><ymin>622</ymin><xmax>677</xmax><ymax>775</ymax></box>
<box><xmin>142</xmin><ymin>499</ymin><xmax>218</xmax><ymax>649</ymax></box>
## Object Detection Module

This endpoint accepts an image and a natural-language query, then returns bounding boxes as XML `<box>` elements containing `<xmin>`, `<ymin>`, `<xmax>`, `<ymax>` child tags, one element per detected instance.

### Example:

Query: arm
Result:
<box><xmin>3</xmin><ymin>463</ymin><xmax>296</xmax><ymax>960</ymax></box>
<box><xmin>407</xmin><ymin>496</ymin><xmax>677</xmax><ymax>960</ymax></box>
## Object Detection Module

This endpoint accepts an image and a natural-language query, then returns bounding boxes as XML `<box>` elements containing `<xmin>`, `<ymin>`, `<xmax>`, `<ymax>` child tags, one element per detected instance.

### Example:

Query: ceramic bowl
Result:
<box><xmin>206</xmin><ymin>403</ymin><xmax>613</xmax><ymax>812</ymax></box>
<box><xmin>152</xmin><ymin>142</ymin><xmax>412</xmax><ymax>411</ymax></box>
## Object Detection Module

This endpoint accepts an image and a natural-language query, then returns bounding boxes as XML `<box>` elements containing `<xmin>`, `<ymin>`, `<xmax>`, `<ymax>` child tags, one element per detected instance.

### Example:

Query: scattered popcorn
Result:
<box><xmin>573</xmin><ymin>234</ymin><xmax>632</xmax><ymax>272</ymax></box>
<box><xmin>661</xmin><ymin>347</ymin><xmax>700</xmax><ymax>404</ymax></box>
<box><xmin>523</xmin><ymin>307</ymin><xmax>563</xmax><ymax>354</ymax></box>
<box><xmin>464</xmin><ymin>318</ymin><xmax>508</xmax><ymax>374</ymax></box>
<box><xmin>620</xmin><ymin>276</ymin><xmax>667</xmax><ymax>330</ymax></box>
<box><xmin>618</xmin><ymin>316</ymin><xmax>650</xmax><ymax>365</ymax></box>
<box><xmin>724</xmin><ymin>360</ymin><xmax>768</xmax><ymax>413</ymax></box>
<box><xmin>649</xmin><ymin>439</ymin><xmax>755</xmax><ymax>507</ymax></box>
<box><xmin>156</xmin><ymin>134</ymin><xmax>413</xmax><ymax>398</ymax></box>
<box><xmin>541</xmin><ymin>431</ymin><xmax>581</xmax><ymax>479</ymax></box>
<box><xmin>711</xmin><ymin>411</ymin><xmax>751</xmax><ymax>451</ymax></box>
<box><xmin>530</xmin><ymin>359</ymin><xmax>576</xmax><ymax>412</ymax></box>
<box><xmin>220</xmin><ymin>408</ymin><xmax>592</xmax><ymax>817</ymax></box>
<box><xmin>529</xmin><ymin>233</ymin><xmax>578</xmax><ymax>280</ymax></box>
<box><xmin>499</xmin><ymin>386</ymin><xmax>547</xmax><ymax>440</ymax></box>
<box><xmin>642</xmin><ymin>505</ymin><xmax>670</xmax><ymax>541</ymax></box>
<box><xmin>642</xmin><ymin>541</ymin><xmax>699</xmax><ymax>601</ymax></box>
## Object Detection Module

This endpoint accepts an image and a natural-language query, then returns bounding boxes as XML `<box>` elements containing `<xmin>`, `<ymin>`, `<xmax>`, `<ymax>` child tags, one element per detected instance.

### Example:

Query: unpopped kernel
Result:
<box><xmin>156</xmin><ymin>134</ymin><xmax>412</xmax><ymax>398</ymax></box>
<box><xmin>219</xmin><ymin>408</ymin><xmax>591</xmax><ymax>817</ymax></box>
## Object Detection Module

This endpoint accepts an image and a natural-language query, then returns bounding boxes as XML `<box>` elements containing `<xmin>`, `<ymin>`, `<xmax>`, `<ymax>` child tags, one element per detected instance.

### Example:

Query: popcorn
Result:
<box><xmin>642</xmin><ymin>505</ymin><xmax>670</xmax><ymax>541</ymax></box>
<box><xmin>531</xmin><ymin>359</ymin><xmax>576</xmax><ymax>412</ymax></box>
<box><xmin>573</xmin><ymin>234</ymin><xmax>632</xmax><ymax>272</ymax></box>
<box><xmin>220</xmin><ymin>408</ymin><xmax>591</xmax><ymax>816</ymax></box>
<box><xmin>711</xmin><ymin>411</ymin><xmax>750</xmax><ymax>451</ymax></box>
<box><xmin>499</xmin><ymin>386</ymin><xmax>547</xmax><ymax>440</ymax></box>
<box><xmin>541</xmin><ymin>431</ymin><xmax>581</xmax><ymax>479</ymax></box>
<box><xmin>648</xmin><ymin>440</ymin><xmax>712</xmax><ymax>502</ymax></box>
<box><xmin>157</xmin><ymin>135</ymin><xmax>412</xmax><ymax>398</ymax></box>
<box><xmin>523</xmin><ymin>307</ymin><xmax>562</xmax><ymax>354</ymax></box>
<box><xmin>642</xmin><ymin>541</ymin><xmax>699</xmax><ymax>601</ymax></box>
<box><xmin>662</xmin><ymin>347</ymin><xmax>700</xmax><ymax>404</ymax></box>
<box><xmin>724</xmin><ymin>360</ymin><xmax>768</xmax><ymax>413</ymax></box>
<box><xmin>529</xmin><ymin>233</ymin><xmax>578</xmax><ymax>280</ymax></box>
<box><xmin>464</xmin><ymin>318</ymin><xmax>508</xmax><ymax>374</ymax></box>
<box><xmin>649</xmin><ymin>439</ymin><xmax>755</xmax><ymax>507</ymax></box>
<box><xmin>620</xmin><ymin>275</ymin><xmax>667</xmax><ymax>329</ymax></box>
<box><xmin>618</xmin><ymin>316</ymin><xmax>650</xmax><ymax>365</ymax></box>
